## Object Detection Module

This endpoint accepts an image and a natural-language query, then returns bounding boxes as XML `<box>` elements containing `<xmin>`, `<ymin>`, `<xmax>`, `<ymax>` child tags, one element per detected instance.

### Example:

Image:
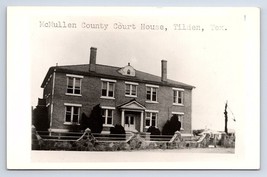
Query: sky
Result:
<box><xmin>28</xmin><ymin>8</ymin><xmax>256</xmax><ymax>131</ymax></box>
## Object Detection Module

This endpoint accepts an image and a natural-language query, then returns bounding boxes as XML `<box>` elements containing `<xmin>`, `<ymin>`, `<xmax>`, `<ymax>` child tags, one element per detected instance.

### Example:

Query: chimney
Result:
<box><xmin>89</xmin><ymin>47</ymin><xmax>97</xmax><ymax>72</ymax></box>
<box><xmin>161</xmin><ymin>60</ymin><xmax>167</xmax><ymax>82</ymax></box>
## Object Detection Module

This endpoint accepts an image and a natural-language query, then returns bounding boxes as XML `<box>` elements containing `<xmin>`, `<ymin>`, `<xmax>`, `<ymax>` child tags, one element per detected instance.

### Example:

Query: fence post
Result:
<box><xmin>169</xmin><ymin>131</ymin><xmax>182</xmax><ymax>143</ymax></box>
<box><xmin>32</xmin><ymin>125</ymin><xmax>43</xmax><ymax>150</ymax></box>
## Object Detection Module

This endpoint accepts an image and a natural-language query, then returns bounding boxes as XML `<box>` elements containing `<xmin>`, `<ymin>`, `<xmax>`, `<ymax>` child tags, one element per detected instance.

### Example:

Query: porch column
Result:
<box><xmin>140</xmin><ymin>111</ymin><xmax>144</xmax><ymax>132</ymax></box>
<box><xmin>121</xmin><ymin>109</ymin><xmax>125</xmax><ymax>126</ymax></box>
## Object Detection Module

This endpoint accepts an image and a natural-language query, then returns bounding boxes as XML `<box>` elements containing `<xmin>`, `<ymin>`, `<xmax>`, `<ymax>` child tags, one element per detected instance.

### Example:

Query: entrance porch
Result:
<box><xmin>118</xmin><ymin>99</ymin><xmax>146</xmax><ymax>132</ymax></box>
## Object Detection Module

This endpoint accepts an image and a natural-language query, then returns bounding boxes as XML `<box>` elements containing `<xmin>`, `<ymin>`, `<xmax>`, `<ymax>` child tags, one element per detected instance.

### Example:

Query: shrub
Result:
<box><xmin>162</xmin><ymin>115</ymin><xmax>181</xmax><ymax>135</ymax></box>
<box><xmin>110</xmin><ymin>124</ymin><xmax>126</xmax><ymax>140</ymax></box>
<box><xmin>147</xmin><ymin>126</ymin><xmax>161</xmax><ymax>135</ymax></box>
<box><xmin>80</xmin><ymin>104</ymin><xmax>103</xmax><ymax>133</ymax></box>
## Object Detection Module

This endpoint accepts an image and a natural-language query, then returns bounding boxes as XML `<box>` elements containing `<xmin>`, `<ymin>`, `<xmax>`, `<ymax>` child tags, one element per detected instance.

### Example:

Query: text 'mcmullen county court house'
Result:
<box><xmin>39</xmin><ymin>47</ymin><xmax>195</xmax><ymax>134</ymax></box>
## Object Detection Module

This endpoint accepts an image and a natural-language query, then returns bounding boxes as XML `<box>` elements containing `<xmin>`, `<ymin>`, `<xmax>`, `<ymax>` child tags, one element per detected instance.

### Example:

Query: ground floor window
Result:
<box><xmin>101</xmin><ymin>108</ymin><xmax>114</xmax><ymax>126</ymax></box>
<box><xmin>172</xmin><ymin>112</ymin><xmax>184</xmax><ymax>130</ymax></box>
<box><xmin>145</xmin><ymin>111</ymin><xmax>158</xmax><ymax>128</ymax></box>
<box><xmin>64</xmin><ymin>104</ymin><xmax>81</xmax><ymax>124</ymax></box>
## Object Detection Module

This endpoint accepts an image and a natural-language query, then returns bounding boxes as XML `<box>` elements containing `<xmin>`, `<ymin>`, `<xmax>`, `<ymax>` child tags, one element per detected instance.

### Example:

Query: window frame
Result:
<box><xmin>145</xmin><ymin>110</ymin><xmax>158</xmax><ymax>128</ymax></box>
<box><xmin>101</xmin><ymin>78</ymin><xmax>116</xmax><ymax>99</ymax></box>
<box><xmin>125</xmin><ymin>81</ymin><xmax>138</xmax><ymax>97</ymax></box>
<box><xmin>173</xmin><ymin>88</ymin><xmax>184</xmax><ymax>105</ymax></box>
<box><xmin>101</xmin><ymin>106</ymin><xmax>115</xmax><ymax>127</ymax></box>
<box><xmin>172</xmin><ymin>112</ymin><xmax>185</xmax><ymax>130</ymax></box>
<box><xmin>65</xmin><ymin>74</ymin><xmax>83</xmax><ymax>96</ymax></box>
<box><xmin>145</xmin><ymin>84</ymin><xmax>159</xmax><ymax>103</ymax></box>
<box><xmin>64</xmin><ymin>103</ymin><xmax>82</xmax><ymax>125</ymax></box>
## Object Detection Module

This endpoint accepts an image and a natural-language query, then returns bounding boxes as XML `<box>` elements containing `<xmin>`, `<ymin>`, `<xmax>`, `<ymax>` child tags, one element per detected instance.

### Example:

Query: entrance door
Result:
<box><xmin>124</xmin><ymin>115</ymin><xmax>135</xmax><ymax>131</ymax></box>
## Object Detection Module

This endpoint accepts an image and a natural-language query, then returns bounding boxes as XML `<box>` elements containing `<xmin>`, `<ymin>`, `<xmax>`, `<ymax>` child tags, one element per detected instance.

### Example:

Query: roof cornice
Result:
<box><xmin>44</xmin><ymin>67</ymin><xmax>195</xmax><ymax>90</ymax></box>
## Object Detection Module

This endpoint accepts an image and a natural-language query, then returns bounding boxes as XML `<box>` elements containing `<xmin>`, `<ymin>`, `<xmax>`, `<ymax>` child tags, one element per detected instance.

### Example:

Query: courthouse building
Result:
<box><xmin>37</xmin><ymin>47</ymin><xmax>195</xmax><ymax>134</ymax></box>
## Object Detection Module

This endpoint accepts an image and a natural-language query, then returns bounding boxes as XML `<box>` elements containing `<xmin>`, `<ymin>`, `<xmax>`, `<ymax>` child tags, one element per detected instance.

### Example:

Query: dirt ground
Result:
<box><xmin>136</xmin><ymin>147</ymin><xmax>235</xmax><ymax>153</ymax></box>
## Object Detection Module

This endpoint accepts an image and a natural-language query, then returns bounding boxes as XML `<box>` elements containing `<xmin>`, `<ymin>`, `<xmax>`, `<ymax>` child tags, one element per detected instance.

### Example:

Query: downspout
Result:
<box><xmin>49</xmin><ymin>67</ymin><xmax>56</xmax><ymax>135</ymax></box>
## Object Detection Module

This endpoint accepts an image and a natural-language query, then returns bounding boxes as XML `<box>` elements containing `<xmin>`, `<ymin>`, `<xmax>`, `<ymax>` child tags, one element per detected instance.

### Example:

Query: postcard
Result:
<box><xmin>7</xmin><ymin>7</ymin><xmax>260</xmax><ymax>169</ymax></box>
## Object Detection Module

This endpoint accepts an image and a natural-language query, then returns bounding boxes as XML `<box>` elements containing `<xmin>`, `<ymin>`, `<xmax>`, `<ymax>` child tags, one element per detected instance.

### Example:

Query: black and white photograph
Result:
<box><xmin>7</xmin><ymin>7</ymin><xmax>260</xmax><ymax>169</ymax></box>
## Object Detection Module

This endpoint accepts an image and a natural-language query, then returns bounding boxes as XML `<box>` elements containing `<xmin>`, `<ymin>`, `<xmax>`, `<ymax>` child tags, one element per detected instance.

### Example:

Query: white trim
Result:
<box><xmin>125</xmin><ymin>95</ymin><xmax>138</xmax><ymax>98</ymax></box>
<box><xmin>172</xmin><ymin>112</ymin><xmax>184</xmax><ymax>115</ymax></box>
<box><xmin>65</xmin><ymin>93</ymin><xmax>82</xmax><ymax>97</ymax></box>
<box><xmin>173</xmin><ymin>89</ymin><xmax>184</xmax><ymax>105</ymax></box>
<box><xmin>64</xmin><ymin>103</ymin><xmax>82</xmax><ymax>107</ymax></box>
<box><xmin>145</xmin><ymin>100</ymin><xmax>159</xmax><ymax>104</ymax></box>
<box><xmin>101</xmin><ymin>78</ymin><xmax>117</xmax><ymax>82</ymax></box>
<box><xmin>145</xmin><ymin>110</ymin><xmax>159</xmax><ymax>113</ymax></box>
<box><xmin>66</xmin><ymin>74</ymin><xmax>84</xmax><ymax>78</ymax></box>
<box><xmin>145</xmin><ymin>111</ymin><xmax>158</xmax><ymax>128</ymax></box>
<box><xmin>102</xmin><ymin>108</ymin><xmax>114</xmax><ymax>126</ymax></box>
<box><xmin>101</xmin><ymin>106</ymin><xmax>115</xmax><ymax>110</ymax></box>
<box><xmin>46</xmin><ymin>103</ymin><xmax>50</xmax><ymax>107</ymax></box>
<box><xmin>173</xmin><ymin>103</ymin><xmax>184</xmax><ymax>106</ymax></box>
<box><xmin>125</xmin><ymin>81</ymin><xmax>139</xmax><ymax>85</ymax></box>
<box><xmin>103</xmin><ymin>124</ymin><xmax>114</xmax><ymax>128</ymax></box>
<box><xmin>101</xmin><ymin>130</ymin><xmax>111</xmax><ymax>134</ymax></box>
<box><xmin>172</xmin><ymin>87</ymin><xmax>185</xmax><ymax>91</ymax></box>
<box><xmin>121</xmin><ymin>101</ymin><xmax>146</xmax><ymax>110</ymax></box>
<box><xmin>49</xmin><ymin>128</ymin><xmax>69</xmax><ymax>133</ymax></box>
<box><xmin>172</xmin><ymin>112</ymin><xmax>185</xmax><ymax>130</ymax></box>
<box><xmin>100</xmin><ymin>96</ymin><xmax>115</xmax><ymax>100</ymax></box>
<box><xmin>125</xmin><ymin>83</ymin><xmax>138</xmax><ymax>97</ymax></box>
<box><xmin>145</xmin><ymin>84</ymin><xmax>159</xmax><ymax>88</ymax></box>
<box><xmin>64</xmin><ymin>122</ymin><xmax>80</xmax><ymax>125</ymax></box>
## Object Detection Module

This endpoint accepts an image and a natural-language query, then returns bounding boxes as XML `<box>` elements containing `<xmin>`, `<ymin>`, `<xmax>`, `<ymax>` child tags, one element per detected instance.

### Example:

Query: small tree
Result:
<box><xmin>162</xmin><ymin>120</ymin><xmax>172</xmax><ymax>135</ymax></box>
<box><xmin>80</xmin><ymin>104</ymin><xmax>103</xmax><ymax>133</ymax></box>
<box><xmin>32</xmin><ymin>106</ymin><xmax>49</xmax><ymax>131</ymax></box>
<box><xmin>162</xmin><ymin>115</ymin><xmax>181</xmax><ymax>135</ymax></box>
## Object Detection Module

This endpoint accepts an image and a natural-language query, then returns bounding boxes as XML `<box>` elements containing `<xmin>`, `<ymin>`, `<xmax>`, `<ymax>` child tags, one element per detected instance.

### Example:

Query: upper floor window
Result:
<box><xmin>101</xmin><ymin>78</ymin><xmax>116</xmax><ymax>99</ymax></box>
<box><xmin>64</xmin><ymin>103</ymin><xmax>82</xmax><ymax>124</ymax></box>
<box><xmin>66</xmin><ymin>74</ymin><xmax>83</xmax><ymax>96</ymax></box>
<box><xmin>173</xmin><ymin>88</ymin><xmax>184</xmax><ymax>105</ymax></box>
<box><xmin>146</xmin><ymin>84</ymin><xmax>159</xmax><ymax>103</ymax></box>
<box><xmin>125</xmin><ymin>82</ymin><xmax>138</xmax><ymax>97</ymax></box>
<box><xmin>101</xmin><ymin>107</ymin><xmax>114</xmax><ymax>126</ymax></box>
<box><xmin>145</xmin><ymin>111</ymin><xmax>158</xmax><ymax>128</ymax></box>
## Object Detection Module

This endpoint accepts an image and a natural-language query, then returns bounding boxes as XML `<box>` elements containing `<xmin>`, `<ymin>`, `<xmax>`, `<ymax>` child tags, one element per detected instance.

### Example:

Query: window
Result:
<box><xmin>64</xmin><ymin>104</ymin><xmax>81</xmax><ymax>124</ymax></box>
<box><xmin>101</xmin><ymin>79</ymin><xmax>116</xmax><ymax>98</ymax></box>
<box><xmin>125</xmin><ymin>82</ymin><xmax>138</xmax><ymax>97</ymax></box>
<box><xmin>66</xmin><ymin>74</ymin><xmax>83</xmax><ymax>95</ymax></box>
<box><xmin>172</xmin><ymin>112</ymin><xmax>184</xmax><ymax>130</ymax></box>
<box><xmin>145</xmin><ymin>112</ymin><xmax>158</xmax><ymax>128</ymax></box>
<box><xmin>173</xmin><ymin>88</ymin><xmax>184</xmax><ymax>105</ymax></box>
<box><xmin>127</xmin><ymin>69</ymin><xmax>131</xmax><ymax>75</ymax></box>
<box><xmin>101</xmin><ymin>108</ymin><xmax>114</xmax><ymax>126</ymax></box>
<box><xmin>146</xmin><ymin>84</ymin><xmax>159</xmax><ymax>102</ymax></box>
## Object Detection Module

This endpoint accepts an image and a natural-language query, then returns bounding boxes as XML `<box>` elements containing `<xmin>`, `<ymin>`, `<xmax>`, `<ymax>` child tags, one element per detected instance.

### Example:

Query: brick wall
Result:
<box><xmin>49</xmin><ymin>71</ymin><xmax>192</xmax><ymax>134</ymax></box>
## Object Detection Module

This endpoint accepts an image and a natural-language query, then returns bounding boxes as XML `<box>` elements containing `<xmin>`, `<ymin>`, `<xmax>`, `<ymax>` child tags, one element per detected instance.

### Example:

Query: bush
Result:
<box><xmin>80</xmin><ymin>104</ymin><xmax>103</xmax><ymax>133</ymax></box>
<box><xmin>147</xmin><ymin>126</ymin><xmax>161</xmax><ymax>135</ymax></box>
<box><xmin>162</xmin><ymin>115</ymin><xmax>181</xmax><ymax>135</ymax></box>
<box><xmin>147</xmin><ymin>126</ymin><xmax>161</xmax><ymax>141</ymax></box>
<box><xmin>110</xmin><ymin>124</ymin><xmax>126</xmax><ymax>140</ymax></box>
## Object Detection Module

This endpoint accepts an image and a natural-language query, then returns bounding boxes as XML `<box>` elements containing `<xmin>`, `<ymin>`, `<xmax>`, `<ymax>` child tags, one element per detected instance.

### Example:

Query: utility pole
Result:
<box><xmin>224</xmin><ymin>101</ymin><xmax>228</xmax><ymax>134</ymax></box>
